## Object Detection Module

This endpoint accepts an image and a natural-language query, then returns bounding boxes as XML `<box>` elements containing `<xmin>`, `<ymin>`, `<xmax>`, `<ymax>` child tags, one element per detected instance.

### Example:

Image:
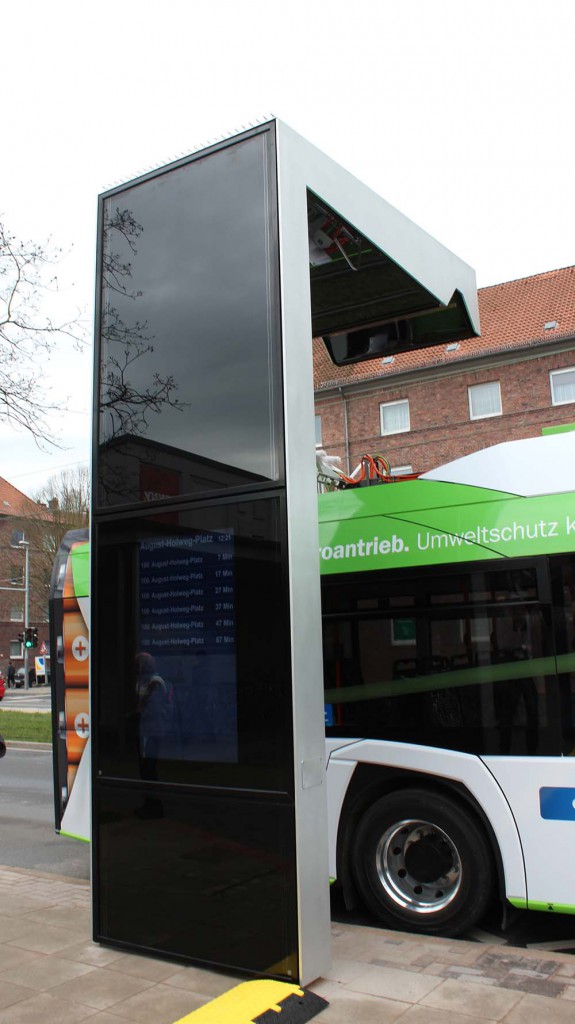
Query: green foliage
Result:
<box><xmin>0</xmin><ymin>710</ymin><xmax>51</xmax><ymax>743</ymax></box>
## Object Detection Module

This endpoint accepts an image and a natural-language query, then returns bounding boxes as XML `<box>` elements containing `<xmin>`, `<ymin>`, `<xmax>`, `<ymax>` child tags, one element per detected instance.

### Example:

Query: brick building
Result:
<box><xmin>0</xmin><ymin>478</ymin><xmax>50</xmax><ymax>680</ymax></box>
<box><xmin>314</xmin><ymin>265</ymin><xmax>575</xmax><ymax>477</ymax></box>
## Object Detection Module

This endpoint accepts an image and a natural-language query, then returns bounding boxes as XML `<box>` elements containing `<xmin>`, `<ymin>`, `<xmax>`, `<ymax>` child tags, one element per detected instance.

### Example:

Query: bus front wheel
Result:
<box><xmin>351</xmin><ymin>788</ymin><xmax>493</xmax><ymax>936</ymax></box>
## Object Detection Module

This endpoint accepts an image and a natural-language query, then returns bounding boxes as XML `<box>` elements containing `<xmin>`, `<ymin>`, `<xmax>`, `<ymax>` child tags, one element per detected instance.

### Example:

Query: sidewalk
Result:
<box><xmin>0</xmin><ymin>866</ymin><xmax>575</xmax><ymax>1024</ymax></box>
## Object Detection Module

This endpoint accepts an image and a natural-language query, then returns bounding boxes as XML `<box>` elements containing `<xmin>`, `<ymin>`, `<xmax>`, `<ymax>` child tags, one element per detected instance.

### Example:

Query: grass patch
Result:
<box><xmin>0</xmin><ymin>710</ymin><xmax>52</xmax><ymax>743</ymax></box>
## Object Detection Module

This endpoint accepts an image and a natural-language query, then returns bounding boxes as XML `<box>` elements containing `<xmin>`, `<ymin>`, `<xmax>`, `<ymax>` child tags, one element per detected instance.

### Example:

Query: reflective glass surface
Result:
<box><xmin>96</xmin><ymin>129</ymin><xmax>282</xmax><ymax>508</ymax></box>
<box><xmin>93</xmin><ymin>498</ymin><xmax>294</xmax><ymax>790</ymax></box>
<box><xmin>321</xmin><ymin>558</ymin><xmax>575</xmax><ymax>756</ymax></box>
<box><xmin>95</xmin><ymin>785</ymin><xmax>298</xmax><ymax>976</ymax></box>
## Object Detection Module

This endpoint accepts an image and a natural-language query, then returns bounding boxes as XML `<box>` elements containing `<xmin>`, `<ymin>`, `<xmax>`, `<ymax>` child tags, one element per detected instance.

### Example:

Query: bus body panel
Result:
<box><xmin>49</xmin><ymin>531</ymin><xmax>90</xmax><ymax>839</ymax></box>
<box><xmin>482</xmin><ymin>756</ymin><xmax>575</xmax><ymax>911</ymax></box>
<box><xmin>51</xmin><ymin>434</ymin><xmax>575</xmax><ymax>932</ymax></box>
<box><xmin>325</xmin><ymin>753</ymin><xmax>357</xmax><ymax>879</ymax></box>
<box><xmin>326</xmin><ymin>739</ymin><xmax>527</xmax><ymax>902</ymax></box>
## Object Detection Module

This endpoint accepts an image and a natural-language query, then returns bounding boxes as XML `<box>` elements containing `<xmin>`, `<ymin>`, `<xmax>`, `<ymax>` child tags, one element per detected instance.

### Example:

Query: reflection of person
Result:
<box><xmin>134</xmin><ymin>652</ymin><xmax>174</xmax><ymax>819</ymax></box>
<box><xmin>0</xmin><ymin>733</ymin><xmax>5</xmax><ymax>758</ymax></box>
<box><xmin>6</xmin><ymin>662</ymin><xmax>15</xmax><ymax>689</ymax></box>
<box><xmin>135</xmin><ymin>652</ymin><xmax>174</xmax><ymax>761</ymax></box>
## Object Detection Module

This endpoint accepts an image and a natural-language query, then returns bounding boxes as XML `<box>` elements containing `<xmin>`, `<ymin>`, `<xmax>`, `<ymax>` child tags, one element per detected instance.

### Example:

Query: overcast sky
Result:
<box><xmin>2</xmin><ymin>0</ymin><xmax>574</xmax><ymax>497</ymax></box>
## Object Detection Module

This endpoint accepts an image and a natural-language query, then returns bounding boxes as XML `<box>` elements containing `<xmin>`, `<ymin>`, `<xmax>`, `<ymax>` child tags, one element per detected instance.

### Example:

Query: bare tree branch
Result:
<box><xmin>99</xmin><ymin>207</ymin><xmax>188</xmax><ymax>438</ymax></box>
<box><xmin>0</xmin><ymin>219</ymin><xmax>86</xmax><ymax>447</ymax></box>
<box><xmin>20</xmin><ymin>466</ymin><xmax>91</xmax><ymax>620</ymax></box>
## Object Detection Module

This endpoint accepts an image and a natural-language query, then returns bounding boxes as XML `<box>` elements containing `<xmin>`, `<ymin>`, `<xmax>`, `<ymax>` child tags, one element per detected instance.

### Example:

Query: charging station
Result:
<box><xmin>91</xmin><ymin>119</ymin><xmax>479</xmax><ymax>984</ymax></box>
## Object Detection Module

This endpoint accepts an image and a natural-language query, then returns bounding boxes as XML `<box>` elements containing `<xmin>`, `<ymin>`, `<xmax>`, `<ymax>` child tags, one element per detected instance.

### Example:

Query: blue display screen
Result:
<box><xmin>137</xmin><ymin>532</ymin><xmax>237</xmax><ymax>763</ymax></box>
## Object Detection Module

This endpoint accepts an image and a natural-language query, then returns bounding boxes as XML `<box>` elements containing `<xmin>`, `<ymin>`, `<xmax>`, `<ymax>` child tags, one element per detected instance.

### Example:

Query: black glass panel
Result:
<box><xmin>96</xmin><ymin>129</ymin><xmax>282</xmax><ymax>509</ymax></box>
<box><xmin>95</xmin><ymin>785</ymin><xmax>298</xmax><ymax>977</ymax></box>
<box><xmin>94</xmin><ymin>498</ymin><xmax>294</xmax><ymax>791</ymax></box>
<box><xmin>321</xmin><ymin>558</ymin><xmax>575</xmax><ymax>756</ymax></box>
<box><xmin>550</xmin><ymin>553</ymin><xmax>575</xmax><ymax>753</ymax></box>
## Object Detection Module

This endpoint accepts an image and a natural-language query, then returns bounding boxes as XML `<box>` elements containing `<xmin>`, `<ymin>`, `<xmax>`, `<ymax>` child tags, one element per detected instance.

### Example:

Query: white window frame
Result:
<box><xmin>10</xmin><ymin>606</ymin><xmax>23</xmax><ymax>622</ymax></box>
<box><xmin>468</xmin><ymin>381</ymin><xmax>502</xmax><ymax>420</ymax></box>
<box><xmin>380</xmin><ymin>398</ymin><xmax>410</xmax><ymax>436</ymax></box>
<box><xmin>10</xmin><ymin>564</ymin><xmax>24</xmax><ymax>586</ymax></box>
<box><xmin>550</xmin><ymin>367</ymin><xmax>575</xmax><ymax>406</ymax></box>
<box><xmin>391</xmin><ymin>617</ymin><xmax>416</xmax><ymax>646</ymax></box>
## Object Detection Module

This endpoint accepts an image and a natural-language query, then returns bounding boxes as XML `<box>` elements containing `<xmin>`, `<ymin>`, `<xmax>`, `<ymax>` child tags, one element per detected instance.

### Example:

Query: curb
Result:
<box><xmin>6</xmin><ymin>741</ymin><xmax>52</xmax><ymax>751</ymax></box>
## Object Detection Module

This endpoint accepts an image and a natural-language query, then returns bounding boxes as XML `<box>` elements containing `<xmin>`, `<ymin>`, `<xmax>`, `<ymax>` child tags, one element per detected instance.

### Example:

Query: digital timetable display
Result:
<box><xmin>137</xmin><ymin>532</ymin><xmax>237</xmax><ymax>763</ymax></box>
<box><xmin>139</xmin><ymin>532</ymin><xmax>236</xmax><ymax>653</ymax></box>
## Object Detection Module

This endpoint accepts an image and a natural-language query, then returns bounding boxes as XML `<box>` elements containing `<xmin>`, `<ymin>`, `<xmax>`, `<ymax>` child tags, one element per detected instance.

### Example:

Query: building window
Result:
<box><xmin>10</xmin><ymin>606</ymin><xmax>23</xmax><ymax>622</ymax></box>
<box><xmin>380</xmin><ymin>399</ymin><xmax>410</xmax><ymax>435</ymax></box>
<box><xmin>10</xmin><ymin>530</ymin><xmax>24</xmax><ymax>548</ymax></box>
<box><xmin>315</xmin><ymin>414</ymin><xmax>322</xmax><ymax>447</ymax></box>
<box><xmin>468</xmin><ymin>381</ymin><xmax>502</xmax><ymax>420</ymax></box>
<box><xmin>9</xmin><ymin>641</ymin><xmax>21</xmax><ymax>659</ymax></box>
<box><xmin>10</xmin><ymin>564</ymin><xmax>24</xmax><ymax>586</ymax></box>
<box><xmin>550</xmin><ymin>367</ymin><xmax>575</xmax><ymax>406</ymax></box>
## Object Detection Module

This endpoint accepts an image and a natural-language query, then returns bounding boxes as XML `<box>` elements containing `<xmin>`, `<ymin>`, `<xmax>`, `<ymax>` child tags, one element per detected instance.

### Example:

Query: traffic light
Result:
<box><xmin>18</xmin><ymin>631</ymin><xmax>24</xmax><ymax>645</ymax></box>
<box><xmin>24</xmin><ymin>627</ymin><xmax>38</xmax><ymax>649</ymax></box>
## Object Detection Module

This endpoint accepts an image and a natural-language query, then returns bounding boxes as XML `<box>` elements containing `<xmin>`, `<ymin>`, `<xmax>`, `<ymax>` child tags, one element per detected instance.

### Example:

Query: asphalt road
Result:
<box><xmin>0</xmin><ymin>746</ymin><xmax>90</xmax><ymax>879</ymax></box>
<box><xmin>1</xmin><ymin>687</ymin><xmax>52</xmax><ymax>713</ymax></box>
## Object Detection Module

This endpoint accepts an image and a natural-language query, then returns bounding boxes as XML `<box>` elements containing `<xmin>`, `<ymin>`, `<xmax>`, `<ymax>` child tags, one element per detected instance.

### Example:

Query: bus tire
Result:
<box><xmin>351</xmin><ymin>788</ymin><xmax>493</xmax><ymax>936</ymax></box>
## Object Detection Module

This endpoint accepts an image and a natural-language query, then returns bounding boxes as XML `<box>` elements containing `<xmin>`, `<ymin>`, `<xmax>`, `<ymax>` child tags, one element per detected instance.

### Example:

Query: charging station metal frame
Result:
<box><xmin>90</xmin><ymin>118</ymin><xmax>479</xmax><ymax>986</ymax></box>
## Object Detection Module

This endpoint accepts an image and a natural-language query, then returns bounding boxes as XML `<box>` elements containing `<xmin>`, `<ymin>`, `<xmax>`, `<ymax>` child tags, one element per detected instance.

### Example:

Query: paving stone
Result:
<box><xmin>310</xmin><ymin>958</ymin><xmax>368</xmax><ymax>985</ymax></box>
<box><xmin>556</xmin><ymin>962</ymin><xmax>575</xmax><ymax>978</ymax></box>
<box><xmin>6</xmin><ymin>924</ymin><xmax>86</xmax><ymax>956</ymax></box>
<box><xmin>2</xmin><ymin>959</ymin><xmax>95</xmax><ymax>993</ymax></box>
<box><xmin>162</xmin><ymin>965</ymin><xmax>241</xmax><ymax>998</ymax></box>
<box><xmin>0</xmin><ymin>982</ymin><xmax>38</xmax><ymax>1012</ymax></box>
<box><xmin>0</xmin><ymin>991</ymin><xmax>97</xmax><ymax>1024</ymax></box>
<box><xmin>558</xmin><ymin>986</ymin><xmax>575</xmax><ymax>1002</ymax></box>
<box><xmin>346</xmin><ymin>963</ymin><xmax>443</xmax><ymax>1002</ymax></box>
<box><xmin>47</xmin><ymin>969</ymin><xmax>156</xmax><ymax>1011</ymax></box>
<box><xmin>397</xmin><ymin>1006</ymin><xmax>493</xmax><ymax>1024</ymax></box>
<box><xmin>420</xmin><ymin>977</ymin><xmax>524</xmax><ymax>1019</ymax></box>
<box><xmin>306</xmin><ymin>989</ymin><xmax>409</xmax><ymax>1024</ymax></box>
<box><xmin>499</xmin><ymin>975</ymin><xmax>566</xmax><ymax>998</ymax></box>
<box><xmin>95</xmin><ymin>982</ymin><xmax>204</xmax><ymax>1023</ymax></box>
<box><xmin>504</xmin><ymin>992</ymin><xmax>575</xmax><ymax>1022</ymax></box>
<box><xmin>445</xmin><ymin>965</ymin><xmax>486</xmax><ymax>976</ymax></box>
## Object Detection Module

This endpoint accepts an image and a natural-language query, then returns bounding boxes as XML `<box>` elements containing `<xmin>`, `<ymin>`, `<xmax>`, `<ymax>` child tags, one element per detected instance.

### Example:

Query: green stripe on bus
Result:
<box><xmin>70</xmin><ymin>542</ymin><xmax>90</xmax><ymax>598</ymax></box>
<box><xmin>60</xmin><ymin>831</ymin><xmax>90</xmax><ymax>844</ymax></box>
<box><xmin>324</xmin><ymin>654</ymin><xmax>575</xmax><ymax>705</ymax></box>
<box><xmin>508</xmin><ymin>897</ymin><xmax>575</xmax><ymax>915</ymax></box>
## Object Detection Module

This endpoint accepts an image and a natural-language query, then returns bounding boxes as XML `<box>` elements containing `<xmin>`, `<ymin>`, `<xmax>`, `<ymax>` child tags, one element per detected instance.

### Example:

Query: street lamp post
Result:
<box><xmin>18</xmin><ymin>540</ymin><xmax>30</xmax><ymax>691</ymax></box>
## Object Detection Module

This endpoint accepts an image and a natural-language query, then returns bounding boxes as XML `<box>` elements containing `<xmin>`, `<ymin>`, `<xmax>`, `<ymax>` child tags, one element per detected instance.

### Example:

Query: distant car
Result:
<box><xmin>14</xmin><ymin>668</ymin><xmax>26</xmax><ymax>688</ymax></box>
<box><xmin>0</xmin><ymin>673</ymin><xmax>5</xmax><ymax>700</ymax></box>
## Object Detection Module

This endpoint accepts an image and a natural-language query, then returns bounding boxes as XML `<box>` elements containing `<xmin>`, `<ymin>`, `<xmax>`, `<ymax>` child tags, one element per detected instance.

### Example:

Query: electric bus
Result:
<box><xmin>51</xmin><ymin>431</ymin><xmax>575</xmax><ymax>936</ymax></box>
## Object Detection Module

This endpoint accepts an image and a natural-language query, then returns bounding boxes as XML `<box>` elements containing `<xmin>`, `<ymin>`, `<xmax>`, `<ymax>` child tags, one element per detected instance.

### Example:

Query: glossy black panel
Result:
<box><xmin>95</xmin><ymin>785</ymin><xmax>298</xmax><ymax>977</ymax></box>
<box><xmin>322</xmin><ymin>558</ymin><xmax>575</xmax><ymax>756</ymax></box>
<box><xmin>96</xmin><ymin>129</ymin><xmax>282</xmax><ymax>509</ymax></box>
<box><xmin>550</xmin><ymin>553</ymin><xmax>575</xmax><ymax>753</ymax></box>
<box><xmin>93</xmin><ymin>498</ymin><xmax>294</xmax><ymax>791</ymax></box>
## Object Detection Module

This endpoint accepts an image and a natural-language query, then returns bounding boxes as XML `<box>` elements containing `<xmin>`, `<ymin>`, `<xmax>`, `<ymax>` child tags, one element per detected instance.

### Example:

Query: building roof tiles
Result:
<box><xmin>0</xmin><ymin>477</ymin><xmax>44</xmax><ymax>518</ymax></box>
